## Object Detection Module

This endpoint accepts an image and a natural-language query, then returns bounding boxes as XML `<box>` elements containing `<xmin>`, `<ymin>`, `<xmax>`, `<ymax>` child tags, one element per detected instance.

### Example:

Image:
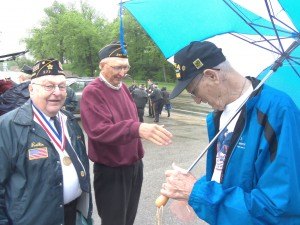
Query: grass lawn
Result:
<box><xmin>124</xmin><ymin>78</ymin><xmax>176</xmax><ymax>92</ymax></box>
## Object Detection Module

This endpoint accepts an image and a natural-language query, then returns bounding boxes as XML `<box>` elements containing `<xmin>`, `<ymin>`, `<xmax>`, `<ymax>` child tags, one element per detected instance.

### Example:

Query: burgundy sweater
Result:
<box><xmin>80</xmin><ymin>78</ymin><xmax>144</xmax><ymax>166</ymax></box>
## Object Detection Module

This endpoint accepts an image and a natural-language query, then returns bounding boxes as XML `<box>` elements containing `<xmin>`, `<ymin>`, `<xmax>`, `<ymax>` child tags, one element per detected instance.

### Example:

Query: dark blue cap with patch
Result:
<box><xmin>170</xmin><ymin>41</ymin><xmax>226</xmax><ymax>99</ymax></box>
<box><xmin>98</xmin><ymin>41</ymin><xmax>128</xmax><ymax>61</ymax></box>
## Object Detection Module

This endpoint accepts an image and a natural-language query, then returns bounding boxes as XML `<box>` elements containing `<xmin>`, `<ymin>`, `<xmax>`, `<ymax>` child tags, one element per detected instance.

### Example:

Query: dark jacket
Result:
<box><xmin>64</xmin><ymin>87</ymin><xmax>78</xmax><ymax>113</ymax></box>
<box><xmin>161</xmin><ymin>88</ymin><xmax>170</xmax><ymax>104</ymax></box>
<box><xmin>0</xmin><ymin>100</ymin><xmax>92</xmax><ymax>225</ymax></box>
<box><xmin>132</xmin><ymin>88</ymin><xmax>148</xmax><ymax>109</ymax></box>
<box><xmin>149</xmin><ymin>87</ymin><xmax>163</xmax><ymax>102</ymax></box>
<box><xmin>0</xmin><ymin>81</ymin><xmax>30</xmax><ymax>115</ymax></box>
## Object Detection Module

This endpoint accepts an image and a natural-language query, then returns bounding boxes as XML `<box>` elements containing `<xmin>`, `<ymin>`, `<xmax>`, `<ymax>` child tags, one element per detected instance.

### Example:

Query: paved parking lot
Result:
<box><xmin>80</xmin><ymin>109</ymin><xmax>209</xmax><ymax>225</ymax></box>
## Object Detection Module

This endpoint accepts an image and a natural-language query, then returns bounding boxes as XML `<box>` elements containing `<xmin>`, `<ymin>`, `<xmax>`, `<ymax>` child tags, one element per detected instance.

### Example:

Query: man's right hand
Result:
<box><xmin>139</xmin><ymin>123</ymin><xmax>172</xmax><ymax>146</ymax></box>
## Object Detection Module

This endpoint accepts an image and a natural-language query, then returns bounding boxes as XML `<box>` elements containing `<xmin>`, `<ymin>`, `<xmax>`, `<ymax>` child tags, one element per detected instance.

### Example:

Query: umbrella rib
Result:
<box><xmin>229</xmin><ymin>33</ymin><xmax>281</xmax><ymax>55</ymax></box>
<box><xmin>224</xmin><ymin>0</ymin><xmax>282</xmax><ymax>56</ymax></box>
<box><xmin>271</xmin><ymin>16</ymin><xmax>298</xmax><ymax>34</ymax></box>
<box><xmin>249</xmin><ymin>22</ymin><xmax>294</xmax><ymax>36</ymax></box>
<box><xmin>286</xmin><ymin>59</ymin><xmax>300</xmax><ymax>78</ymax></box>
<box><xmin>264</xmin><ymin>0</ymin><xmax>285</xmax><ymax>53</ymax></box>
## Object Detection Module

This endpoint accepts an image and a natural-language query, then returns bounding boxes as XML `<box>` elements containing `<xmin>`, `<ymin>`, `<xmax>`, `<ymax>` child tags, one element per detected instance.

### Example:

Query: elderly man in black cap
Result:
<box><xmin>80</xmin><ymin>41</ymin><xmax>173</xmax><ymax>225</ymax></box>
<box><xmin>160</xmin><ymin>41</ymin><xmax>300</xmax><ymax>224</ymax></box>
<box><xmin>0</xmin><ymin>59</ymin><xmax>92</xmax><ymax>225</ymax></box>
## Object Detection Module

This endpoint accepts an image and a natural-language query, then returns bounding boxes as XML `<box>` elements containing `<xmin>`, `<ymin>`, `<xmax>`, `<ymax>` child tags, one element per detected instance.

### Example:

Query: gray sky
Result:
<box><xmin>0</xmin><ymin>0</ymin><xmax>121</xmax><ymax>54</ymax></box>
<box><xmin>0</xmin><ymin>0</ymin><xmax>294</xmax><ymax>77</ymax></box>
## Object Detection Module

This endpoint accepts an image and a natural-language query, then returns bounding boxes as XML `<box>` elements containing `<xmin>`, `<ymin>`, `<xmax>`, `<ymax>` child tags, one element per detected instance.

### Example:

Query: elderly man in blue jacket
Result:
<box><xmin>0</xmin><ymin>59</ymin><xmax>92</xmax><ymax>225</ymax></box>
<box><xmin>160</xmin><ymin>41</ymin><xmax>300</xmax><ymax>224</ymax></box>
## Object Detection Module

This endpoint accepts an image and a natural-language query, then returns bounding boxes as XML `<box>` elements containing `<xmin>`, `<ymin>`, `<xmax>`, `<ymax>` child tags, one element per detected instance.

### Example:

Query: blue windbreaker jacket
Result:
<box><xmin>189</xmin><ymin>78</ymin><xmax>300</xmax><ymax>224</ymax></box>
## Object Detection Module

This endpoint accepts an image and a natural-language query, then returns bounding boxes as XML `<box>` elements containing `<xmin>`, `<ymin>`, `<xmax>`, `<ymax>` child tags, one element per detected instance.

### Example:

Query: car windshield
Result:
<box><xmin>70</xmin><ymin>81</ymin><xmax>87</xmax><ymax>92</ymax></box>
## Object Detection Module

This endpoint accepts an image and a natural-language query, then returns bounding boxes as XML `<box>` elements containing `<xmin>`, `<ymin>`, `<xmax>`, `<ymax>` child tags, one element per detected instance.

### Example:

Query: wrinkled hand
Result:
<box><xmin>160</xmin><ymin>163</ymin><xmax>197</xmax><ymax>201</ymax></box>
<box><xmin>139</xmin><ymin>123</ymin><xmax>172</xmax><ymax>146</ymax></box>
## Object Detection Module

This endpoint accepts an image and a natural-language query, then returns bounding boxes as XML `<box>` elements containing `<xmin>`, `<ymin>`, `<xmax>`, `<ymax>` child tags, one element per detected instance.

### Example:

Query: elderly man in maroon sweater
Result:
<box><xmin>80</xmin><ymin>41</ymin><xmax>173</xmax><ymax>225</ymax></box>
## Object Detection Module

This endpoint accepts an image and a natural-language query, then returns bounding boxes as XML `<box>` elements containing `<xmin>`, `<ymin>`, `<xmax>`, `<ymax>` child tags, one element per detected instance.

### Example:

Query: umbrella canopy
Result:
<box><xmin>124</xmin><ymin>0</ymin><xmax>293</xmax><ymax>58</ymax></box>
<box><xmin>124</xmin><ymin>0</ymin><xmax>300</xmax><ymax>108</ymax></box>
<box><xmin>258</xmin><ymin>46</ymin><xmax>300</xmax><ymax>107</ymax></box>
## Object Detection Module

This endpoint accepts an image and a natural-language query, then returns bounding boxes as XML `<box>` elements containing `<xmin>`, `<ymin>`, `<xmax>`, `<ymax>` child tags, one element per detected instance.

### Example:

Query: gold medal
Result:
<box><xmin>63</xmin><ymin>156</ymin><xmax>72</xmax><ymax>166</ymax></box>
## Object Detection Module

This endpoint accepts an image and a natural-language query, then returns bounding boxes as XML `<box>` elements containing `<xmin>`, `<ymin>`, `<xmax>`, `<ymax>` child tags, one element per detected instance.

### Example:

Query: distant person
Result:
<box><xmin>149</xmin><ymin>84</ymin><xmax>164</xmax><ymax>122</ymax></box>
<box><xmin>140</xmin><ymin>83</ymin><xmax>146</xmax><ymax>90</ymax></box>
<box><xmin>146</xmin><ymin>79</ymin><xmax>154</xmax><ymax>117</ymax></box>
<box><xmin>0</xmin><ymin>65</ymin><xmax>31</xmax><ymax>116</ymax></box>
<box><xmin>132</xmin><ymin>85</ymin><xmax>148</xmax><ymax>122</ymax></box>
<box><xmin>0</xmin><ymin>76</ymin><xmax>15</xmax><ymax>95</ymax></box>
<box><xmin>80</xmin><ymin>41</ymin><xmax>172</xmax><ymax>225</ymax></box>
<box><xmin>64</xmin><ymin>86</ymin><xmax>78</xmax><ymax>113</ymax></box>
<box><xmin>0</xmin><ymin>59</ymin><xmax>92</xmax><ymax>225</ymax></box>
<box><xmin>161</xmin><ymin>87</ymin><xmax>171</xmax><ymax>117</ymax></box>
<box><xmin>128</xmin><ymin>80</ymin><xmax>137</xmax><ymax>94</ymax></box>
<box><xmin>160</xmin><ymin>41</ymin><xmax>300</xmax><ymax>224</ymax></box>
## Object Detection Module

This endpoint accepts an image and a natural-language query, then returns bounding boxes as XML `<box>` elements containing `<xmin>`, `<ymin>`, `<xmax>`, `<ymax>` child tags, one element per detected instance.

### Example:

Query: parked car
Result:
<box><xmin>67</xmin><ymin>77</ymin><xmax>95</xmax><ymax>115</ymax></box>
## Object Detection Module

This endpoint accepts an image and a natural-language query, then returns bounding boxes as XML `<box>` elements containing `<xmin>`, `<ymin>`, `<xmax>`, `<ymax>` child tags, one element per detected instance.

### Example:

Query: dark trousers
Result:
<box><xmin>94</xmin><ymin>160</ymin><xmax>143</xmax><ymax>225</ymax></box>
<box><xmin>153</xmin><ymin>99</ymin><xmax>164</xmax><ymax>122</ymax></box>
<box><xmin>64</xmin><ymin>198</ymin><xmax>77</xmax><ymax>225</ymax></box>
<box><xmin>148</xmin><ymin>99</ymin><xmax>154</xmax><ymax>117</ymax></box>
<box><xmin>137</xmin><ymin>108</ymin><xmax>145</xmax><ymax>122</ymax></box>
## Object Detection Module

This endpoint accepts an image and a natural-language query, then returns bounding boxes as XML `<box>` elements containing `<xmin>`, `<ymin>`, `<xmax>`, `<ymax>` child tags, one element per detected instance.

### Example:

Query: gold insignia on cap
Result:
<box><xmin>47</xmin><ymin>64</ymin><xmax>53</xmax><ymax>70</ymax></box>
<box><xmin>174</xmin><ymin>64</ymin><xmax>181</xmax><ymax>79</ymax></box>
<box><xmin>182</xmin><ymin>65</ymin><xmax>186</xmax><ymax>71</ymax></box>
<box><xmin>193</xmin><ymin>58</ymin><xmax>203</xmax><ymax>69</ymax></box>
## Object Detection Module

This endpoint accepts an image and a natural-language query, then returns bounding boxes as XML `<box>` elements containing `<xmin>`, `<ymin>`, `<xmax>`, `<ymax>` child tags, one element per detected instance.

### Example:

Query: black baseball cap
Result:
<box><xmin>170</xmin><ymin>41</ymin><xmax>226</xmax><ymax>99</ymax></box>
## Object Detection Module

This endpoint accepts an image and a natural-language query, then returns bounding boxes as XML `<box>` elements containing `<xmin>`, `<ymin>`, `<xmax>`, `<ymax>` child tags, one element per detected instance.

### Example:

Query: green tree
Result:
<box><xmin>123</xmin><ymin>12</ymin><xmax>175</xmax><ymax>83</ymax></box>
<box><xmin>24</xmin><ymin>1</ymin><xmax>111</xmax><ymax>76</ymax></box>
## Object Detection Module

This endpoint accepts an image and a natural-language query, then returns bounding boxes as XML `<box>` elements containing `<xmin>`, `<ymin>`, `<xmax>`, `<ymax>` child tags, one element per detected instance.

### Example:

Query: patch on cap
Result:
<box><xmin>31</xmin><ymin>59</ymin><xmax>65</xmax><ymax>80</ymax></box>
<box><xmin>193</xmin><ymin>58</ymin><xmax>203</xmax><ymax>69</ymax></box>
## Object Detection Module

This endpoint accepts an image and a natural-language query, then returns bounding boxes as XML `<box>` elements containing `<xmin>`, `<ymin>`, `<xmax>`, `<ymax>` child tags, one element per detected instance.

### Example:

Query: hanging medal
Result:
<box><xmin>33</xmin><ymin>105</ymin><xmax>72</xmax><ymax>166</ymax></box>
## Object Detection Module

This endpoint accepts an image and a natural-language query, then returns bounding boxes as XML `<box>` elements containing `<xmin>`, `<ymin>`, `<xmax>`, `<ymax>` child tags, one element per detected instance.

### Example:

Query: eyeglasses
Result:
<box><xmin>33</xmin><ymin>83</ymin><xmax>67</xmax><ymax>92</ymax></box>
<box><xmin>107</xmin><ymin>64</ymin><xmax>131</xmax><ymax>72</ymax></box>
<box><xmin>187</xmin><ymin>68</ymin><xmax>220</xmax><ymax>98</ymax></box>
<box><xmin>187</xmin><ymin>74</ymin><xmax>203</xmax><ymax>98</ymax></box>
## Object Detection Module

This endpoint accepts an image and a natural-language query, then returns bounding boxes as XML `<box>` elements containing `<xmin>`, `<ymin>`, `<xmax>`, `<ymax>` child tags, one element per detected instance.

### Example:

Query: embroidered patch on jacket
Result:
<box><xmin>28</xmin><ymin>147</ymin><xmax>49</xmax><ymax>160</ymax></box>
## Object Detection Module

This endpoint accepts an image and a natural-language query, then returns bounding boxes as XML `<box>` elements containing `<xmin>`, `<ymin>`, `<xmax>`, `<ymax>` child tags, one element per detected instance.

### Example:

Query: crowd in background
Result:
<box><xmin>129</xmin><ymin>79</ymin><xmax>171</xmax><ymax>123</ymax></box>
<box><xmin>0</xmin><ymin>67</ymin><xmax>78</xmax><ymax>116</ymax></box>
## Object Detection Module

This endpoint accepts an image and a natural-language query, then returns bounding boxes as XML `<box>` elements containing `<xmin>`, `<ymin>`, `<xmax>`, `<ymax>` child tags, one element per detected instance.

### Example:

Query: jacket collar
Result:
<box><xmin>13</xmin><ymin>100</ymin><xmax>76</xmax><ymax>126</ymax></box>
<box><xmin>13</xmin><ymin>99</ymin><xmax>34</xmax><ymax>126</ymax></box>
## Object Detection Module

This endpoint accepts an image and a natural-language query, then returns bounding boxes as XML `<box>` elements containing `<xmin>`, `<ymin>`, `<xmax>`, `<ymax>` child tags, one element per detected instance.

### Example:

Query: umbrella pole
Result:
<box><xmin>155</xmin><ymin>38</ymin><xmax>300</xmax><ymax>209</ymax></box>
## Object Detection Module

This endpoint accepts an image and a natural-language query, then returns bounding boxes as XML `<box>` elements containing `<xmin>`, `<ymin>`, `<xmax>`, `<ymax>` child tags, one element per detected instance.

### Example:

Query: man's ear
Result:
<box><xmin>99</xmin><ymin>61</ymin><xmax>104</xmax><ymax>70</ymax></box>
<box><xmin>28</xmin><ymin>84</ymin><xmax>34</xmax><ymax>95</ymax></box>
<box><xmin>203</xmin><ymin>69</ymin><xmax>219</xmax><ymax>82</ymax></box>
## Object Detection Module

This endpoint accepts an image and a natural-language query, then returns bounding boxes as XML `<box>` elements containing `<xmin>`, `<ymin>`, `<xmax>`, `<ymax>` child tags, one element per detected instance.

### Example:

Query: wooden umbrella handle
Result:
<box><xmin>155</xmin><ymin>195</ymin><xmax>169</xmax><ymax>208</ymax></box>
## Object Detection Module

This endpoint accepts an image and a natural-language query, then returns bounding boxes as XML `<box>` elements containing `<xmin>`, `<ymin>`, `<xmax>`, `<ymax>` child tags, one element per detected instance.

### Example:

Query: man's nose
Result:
<box><xmin>119</xmin><ymin>69</ymin><xmax>127</xmax><ymax>77</ymax></box>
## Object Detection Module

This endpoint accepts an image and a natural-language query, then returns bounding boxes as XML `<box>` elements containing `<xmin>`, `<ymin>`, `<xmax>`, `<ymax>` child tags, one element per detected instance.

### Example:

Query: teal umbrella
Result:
<box><xmin>123</xmin><ymin>0</ymin><xmax>294</xmax><ymax>58</ymax></box>
<box><xmin>123</xmin><ymin>0</ymin><xmax>300</xmax><ymax>108</ymax></box>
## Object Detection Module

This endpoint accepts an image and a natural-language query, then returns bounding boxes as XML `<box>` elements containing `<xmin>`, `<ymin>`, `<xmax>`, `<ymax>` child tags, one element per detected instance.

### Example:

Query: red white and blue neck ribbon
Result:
<box><xmin>32</xmin><ymin>104</ymin><xmax>65</xmax><ymax>151</ymax></box>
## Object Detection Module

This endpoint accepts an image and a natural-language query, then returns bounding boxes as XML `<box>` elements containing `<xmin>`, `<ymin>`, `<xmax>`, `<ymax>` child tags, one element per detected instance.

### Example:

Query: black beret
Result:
<box><xmin>21</xmin><ymin>65</ymin><xmax>33</xmax><ymax>75</ymax></box>
<box><xmin>98</xmin><ymin>41</ymin><xmax>128</xmax><ymax>61</ymax></box>
<box><xmin>170</xmin><ymin>41</ymin><xmax>226</xmax><ymax>99</ymax></box>
<box><xmin>31</xmin><ymin>59</ymin><xmax>65</xmax><ymax>80</ymax></box>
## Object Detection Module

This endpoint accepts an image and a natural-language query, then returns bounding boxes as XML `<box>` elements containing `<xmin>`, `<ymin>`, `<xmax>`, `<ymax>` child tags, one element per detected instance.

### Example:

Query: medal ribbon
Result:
<box><xmin>32</xmin><ymin>105</ymin><xmax>65</xmax><ymax>151</ymax></box>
